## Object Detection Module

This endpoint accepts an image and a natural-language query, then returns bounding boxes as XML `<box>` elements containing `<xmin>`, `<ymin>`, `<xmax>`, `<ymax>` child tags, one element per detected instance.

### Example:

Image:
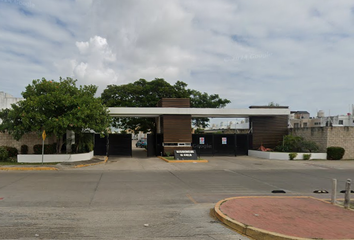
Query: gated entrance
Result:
<box><xmin>192</xmin><ymin>134</ymin><xmax>251</xmax><ymax>156</ymax></box>
<box><xmin>94</xmin><ymin>134</ymin><xmax>132</xmax><ymax>156</ymax></box>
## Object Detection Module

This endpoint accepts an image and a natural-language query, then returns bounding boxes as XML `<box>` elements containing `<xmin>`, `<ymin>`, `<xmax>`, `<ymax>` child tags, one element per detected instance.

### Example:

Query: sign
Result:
<box><xmin>42</xmin><ymin>130</ymin><xmax>46</xmax><ymax>140</ymax></box>
<box><xmin>222</xmin><ymin>137</ymin><xmax>227</xmax><ymax>145</ymax></box>
<box><xmin>199</xmin><ymin>137</ymin><xmax>205</xmax><ymax>145</ymax></box>
<box><xmin>174</xmin><ymin>150</ymin><xmax>198</xmax><ymax>160</ymax></box>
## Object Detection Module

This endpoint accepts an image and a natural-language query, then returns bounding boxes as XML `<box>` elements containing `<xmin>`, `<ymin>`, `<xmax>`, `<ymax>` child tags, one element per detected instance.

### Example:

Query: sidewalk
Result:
<box><xmin>214</xmin><ymin>196</ymin><xmax>354</xmax><ymax>240</ymax></box>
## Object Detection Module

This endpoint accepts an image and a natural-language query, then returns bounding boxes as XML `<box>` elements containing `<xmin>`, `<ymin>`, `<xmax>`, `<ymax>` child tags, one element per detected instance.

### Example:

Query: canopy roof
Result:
<box><xmin>108</xmin><ymin>107</ymin><xmax>290</xmax><ymax>118</ymax></box>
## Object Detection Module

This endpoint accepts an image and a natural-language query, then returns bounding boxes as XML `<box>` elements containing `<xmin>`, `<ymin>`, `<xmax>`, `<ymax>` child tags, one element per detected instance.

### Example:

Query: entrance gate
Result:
<box><xmin>146</xmin><ymin>134</ymin><xmax>163</xmax><ymax>157</ymax></box>
<box><xmin>94</xmin><ymin>134</ymin><xmax>132</xmax><ymax>156</ymax></box>
<box><xmin>94</xmin><ymin>133</ymin><xmax>251</xmax><ymax>157</ymax></box>
<box><xmin>192</xmin><ymin>134</ymin><xmax>251</xmax><ymax>156</ymax></box>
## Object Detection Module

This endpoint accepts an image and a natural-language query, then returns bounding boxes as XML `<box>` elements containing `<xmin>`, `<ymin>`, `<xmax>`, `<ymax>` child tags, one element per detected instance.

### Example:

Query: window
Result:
<box><xmin>303</xmin><ymin>123</ymin><xmax>308</xmax><ymax>127</ymax></box>
<box><xmin>339</xmin><ymin>120</ymin><xmax>343</xmax><ymax>125</ymax></box>
<box><xmin>294</xmin><ymin>123</ymin><xmax>299</xmax><ymax>128</ymax></box>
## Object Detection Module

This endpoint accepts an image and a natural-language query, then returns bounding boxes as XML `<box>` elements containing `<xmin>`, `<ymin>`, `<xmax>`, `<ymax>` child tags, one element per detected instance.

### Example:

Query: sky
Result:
<box><xmin>1</xmin><ymin>0</ymin><xmax>354</xmax><ymax>118</ymax></box>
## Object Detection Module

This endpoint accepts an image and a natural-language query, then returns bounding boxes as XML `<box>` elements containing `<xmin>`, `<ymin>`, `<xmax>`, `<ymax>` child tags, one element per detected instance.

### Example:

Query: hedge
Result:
<box><xmin>33</xmin><ymin>143</ymin><xmax>57</xmax><ymax>154</ymax></box>
<box><xmin>327</xmin><ymin>146</ymin><xmax>345</xmax><ymax>160</ymax></box>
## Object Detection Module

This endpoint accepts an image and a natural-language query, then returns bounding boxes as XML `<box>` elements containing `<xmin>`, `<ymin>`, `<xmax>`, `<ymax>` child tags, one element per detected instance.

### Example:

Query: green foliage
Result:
<box><xmin>0</xmin><ymin>146</ymin><xmax>8</xmax><ymax>161</ymax></box>
<box><xmin>194</xmin><ymin>128</ymin><xmax>204</xmax><ymax>134</ymax></box>
<box><xmin>101</xmin><ymin>78</ymin><xmax>230</xmax><ymax>132</ymax></box>
<box><xmin>303</xmin><ymin>154</ymin><xmax>311</xmax><ymax>160</ymax></box>
<box><xmin>327</xmin><ymin>147</ymin><xmax>345</xmax><ymax>160</ymax></box>
<box><xmin>268</xmin><ymin>102</ymin><xmax>280</xmax><ymax>107</ymax></box>
<box><xmin>0</xmin><ymin>77</ymin><xmax>111</xmax><ymax>153</ymax></box>
<box><xmin>71</xmin><ymin>144</ymin><xmax>77</xmax><ymax>153</ymax></box>
<box><xmin>300</xmin><ymin>140</ymin><xmax>319</xmax><ymax>153</ymax></box>
<box><xmin>5</xmin><ymin>146</ymin><xmax>18</xmax><ymax>158</ymax></box>
<box><xmin>33</xmin><ymin>144</ymin><xmax>57</xmax><ymax>154</ymax></box>
<box><xmin>289</xmin><ymin>152</ymin><xmax>297</xmax><ymax>160</ymax></box>
<box><xmin>274</xmin><ymin>135</ymin><xmax>319</xmax><ymax>153</ymax></box>
<box><xmin>74</xmin><ymin>133</ymin><xmax>94</xmax><ymax>153</ymax></box>
<box><xmin>165</xmin><ymin>151</ymin><xmax>171</xmax><ymax>157</ymax></box>
<box><xmin>21</xmin><ymin>145</ymin><xmax>28</xmax><ymax>154</ymax></box>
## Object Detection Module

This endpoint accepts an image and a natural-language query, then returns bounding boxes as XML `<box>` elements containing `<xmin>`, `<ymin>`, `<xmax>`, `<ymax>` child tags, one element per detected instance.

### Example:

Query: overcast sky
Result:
<box><xmin>1</xmin><ymin>0</ymin><xmax>354</xmax><ymax>117</ymax></box>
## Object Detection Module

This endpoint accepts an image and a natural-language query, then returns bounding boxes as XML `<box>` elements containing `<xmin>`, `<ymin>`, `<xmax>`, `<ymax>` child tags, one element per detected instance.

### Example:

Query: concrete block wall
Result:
<box><xmin>290</xmin><ymin>127</ymin><xmax>328</xmax><ymax>152</ymax></box>
<box><xmin>292</xmin><ymin>127</ymin><xmax>354</xmax><ymax>159</ymax></box>
<box><xmin>0</xmin><ymin>132</ymin><xmax>56</xmax><ymax>154</ymax></box>
<box><xmin>327</xmin><ymin>127</ymin><xmax>354</xmax><ymax>159</ymax></box>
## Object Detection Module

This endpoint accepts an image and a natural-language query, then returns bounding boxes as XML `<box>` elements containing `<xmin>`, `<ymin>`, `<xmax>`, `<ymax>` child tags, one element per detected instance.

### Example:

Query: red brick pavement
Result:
<box><xmin>218</xmin><ymin>196</ymin><xmax>354</xmax><ymax>239</ymax></box>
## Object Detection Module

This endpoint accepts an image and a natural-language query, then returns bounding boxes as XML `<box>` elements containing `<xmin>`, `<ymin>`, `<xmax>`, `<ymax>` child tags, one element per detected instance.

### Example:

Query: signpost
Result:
<box><xmin>42</xmin><ymin>130</ymin><xmax>46</xmax><ymax>165</ymax></box>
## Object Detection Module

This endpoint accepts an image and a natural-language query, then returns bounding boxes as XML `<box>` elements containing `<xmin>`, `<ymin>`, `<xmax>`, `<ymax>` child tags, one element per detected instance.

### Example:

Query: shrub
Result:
<box><xmin>33</xmin><ymin>144</ymin><xmax>57</xmax><ymax>154</ymax></box>
<box><xmin>33</xmin><ymin>144</ymin><xmax>41</xmax><ymax>154</ymax></box>
<box><xmin>5</xmin><ymin>146</ymin><xmax>18</xmax><ymax>158</ymax></box>
<box><xmin>289</xmin><ymin>152</ymin><xmax>297</xmax><ymax>160</ymax></box>
<box><xmin>303</xmin><ymin>154</ymin><xmax>311</xmax><ymax>160</ymax></box>
<box><xmin>71</xmin><ymin>144</ymin><xmax>77</xmax><ymax>153</ymax></box>
<box><xmin>21</xmin><ymin>145</ymin><xmax>28</xmax><ymax>154</ymax></box>
<box><xmin>274</xmin><ymin>135</ymin><xmax>319</xmax><ymax>153</ymax></box>
<box><xmin>327</xmin><ymin>147</ymin><xmax>345</xmax><ymax>160</ymax></box>
<box><xmin>0</xmin><ymin>146</ymin><xmax>8</xmax><ymax>161</ymax></box>
<box><xmin>301</xmin><ymin>140</ymin><xmax>319</xmax><ymax>153</ymax></box>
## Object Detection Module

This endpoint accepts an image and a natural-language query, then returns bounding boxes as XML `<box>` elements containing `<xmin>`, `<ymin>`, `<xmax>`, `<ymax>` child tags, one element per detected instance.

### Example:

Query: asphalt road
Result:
<box><xmin>1</xmin><ymin>154</ymin><xmax>354</xmax><ymax>239</ymax></box>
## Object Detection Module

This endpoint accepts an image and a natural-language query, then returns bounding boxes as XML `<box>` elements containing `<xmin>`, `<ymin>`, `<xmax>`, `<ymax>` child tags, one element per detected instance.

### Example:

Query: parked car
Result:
<box><xmin>136</xmin><ymin>139</ymin><xmax>147</xmax><ymax>148</ymax></box>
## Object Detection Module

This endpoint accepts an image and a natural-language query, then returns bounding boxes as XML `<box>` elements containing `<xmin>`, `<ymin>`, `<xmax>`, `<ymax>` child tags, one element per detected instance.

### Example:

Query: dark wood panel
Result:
<box><xmin>162</xmin><ymin>115</ymin><xmax>192</xmax><ymax>142</ymax></box>
<box><xmin>250</xmin><ymin>116</ymin><xmax>288</xmax><ymax>149</ymax></box>
<box><xmin>157</xmin><ymin>98</ymin><xmax>190</xmax><ymax>108</ymax></box>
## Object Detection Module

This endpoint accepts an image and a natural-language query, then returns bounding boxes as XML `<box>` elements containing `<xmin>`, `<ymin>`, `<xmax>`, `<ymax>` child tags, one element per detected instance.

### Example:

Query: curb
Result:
<box><xmin>0</xmin><ymin>166</ymin><xmax>58</xmax><ymax>171</ymax></box>
<box><xmin>158</xmin><ymin>156</ymin><xmax>208</xmax><ymax>163</ymax></box>
<box><xmin>214</xmin><ymin>196</ymin><xmax>317</xmax><ymax>240</ymax></box>
<box><xmin>73</xmin><ymin>156</ymin><xmax>108</xmax><ymax>168</ymax></box>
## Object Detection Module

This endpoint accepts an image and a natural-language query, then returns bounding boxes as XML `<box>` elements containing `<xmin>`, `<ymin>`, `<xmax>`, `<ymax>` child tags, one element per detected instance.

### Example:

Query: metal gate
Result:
<box><xmin>94</xmin><ymin>134</ymin><xmax>108</xmax><ymax>155</ymax></box>
<box><xmin>94</xmin><ymin>134</ymin><xmax>132</xmax><ymax>156</ymax></box>
<box><xmin>108</xmin><ymin>134</ymin><xmax>132</xmax><ymax>156</ymax></box>
<box><xmin>146</xmin><ymin>133</ymin><xmax>163</xmax><ymax>157</ymax></box>
<box><xmin>192</xmin><ymin>134</ymin><xmax>251</xmax><ymax>156</ymax></box>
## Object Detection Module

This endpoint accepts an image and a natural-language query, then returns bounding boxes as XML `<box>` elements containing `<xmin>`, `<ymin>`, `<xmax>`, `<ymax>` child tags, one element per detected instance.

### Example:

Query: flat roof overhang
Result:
<box><xmin>108</xmin><ymin>107</ymin><xmax>290</xmax><ymax>118</ymax></box>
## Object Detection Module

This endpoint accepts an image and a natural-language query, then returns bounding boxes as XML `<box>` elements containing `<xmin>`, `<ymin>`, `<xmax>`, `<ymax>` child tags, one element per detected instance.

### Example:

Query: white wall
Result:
<box><xmin>248</xmin><ymin>150</ymin><xmax>327</xmax><ymax>160</ymax></box>
<box><xmin>17</xmin><ymin>151</ymin><xmax>94</xmax><ymax>163</ymax></box>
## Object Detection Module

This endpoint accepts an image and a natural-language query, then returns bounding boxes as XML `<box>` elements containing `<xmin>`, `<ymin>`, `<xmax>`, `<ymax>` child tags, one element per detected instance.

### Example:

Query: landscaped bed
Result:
<box><xmin>158</xmin><ymin>156</ymin><xmax>208</xmax><ymax>163</ymax></box>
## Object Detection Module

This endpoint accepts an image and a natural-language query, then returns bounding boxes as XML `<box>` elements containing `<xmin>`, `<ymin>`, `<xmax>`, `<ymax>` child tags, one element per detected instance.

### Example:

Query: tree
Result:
<box><xmin>0</xmin><ymin>77</ymin><xmax>111</xmax><ymax>153</ymax></box>
<box><xmin>268</xmin><ymin>102</ymin><xmax>280</xmax><ymax>107</ymax></box>
<box><xmin>101</xmin><ymin>78</ymin><xmax>231</xmax><ymax>132</ymax></box>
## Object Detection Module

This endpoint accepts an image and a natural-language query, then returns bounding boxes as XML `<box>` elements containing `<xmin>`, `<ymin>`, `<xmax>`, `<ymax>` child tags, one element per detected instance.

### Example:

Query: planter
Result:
<box><xmin>17</xmin><ymin>151</ymin><xmax>94</xmax><ymax>163</ymax></box>
<box><xmin>248</xmin><ymin>150</ymin><xmax>327</xmax><ymax>160</ymax></box>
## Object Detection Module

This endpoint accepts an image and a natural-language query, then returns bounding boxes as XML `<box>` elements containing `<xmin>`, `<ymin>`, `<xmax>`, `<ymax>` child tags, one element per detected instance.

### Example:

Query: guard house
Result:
<box><xmin>156</xmin><ymin>98</ymin><xmax>193</xmax><ymax>154</ymax></box>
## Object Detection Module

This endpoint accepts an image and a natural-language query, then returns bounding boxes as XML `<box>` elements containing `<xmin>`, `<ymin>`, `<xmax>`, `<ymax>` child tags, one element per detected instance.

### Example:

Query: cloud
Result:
<box><xmin>1</xmin><ymin>0</ymin><xmax>354</xmax><ymax>116</ymax></box>
<box><xmin>55</xmin><ymin>36</ymin><xmax>118</xmax><ymax>92</ymax></box>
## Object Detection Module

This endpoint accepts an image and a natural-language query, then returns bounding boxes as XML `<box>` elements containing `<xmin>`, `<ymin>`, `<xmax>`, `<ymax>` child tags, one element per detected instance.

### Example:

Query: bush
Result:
<box><xmin>21</xmin><ymin>145</ymin><xmax>29</xmax><ymax>154</ymax></box>
<box><xmin>289</xmin><ymin>152</ymin><xmax>297</xmax><ymax>160</ymax></box>
<box><xmin>5</xmin><ymin>146</ymin><xmax>18</xmax><ymax>158</ymax></box>
<box><xmin>274</xmin><ymin>135</ymin><xmax>319</xmax><ymax>153</ymax></box>
<box><xmin>0</xmin><ymin>146</ymin><xmax>8</xmax><ymax>161</ymax></box>
<box><xmin>71</xmin><ymin>144</ymin><xmax>77</xmax><ymax>153</ymax></box>
<box><xmin>303</xmin><ymin>154</ymin><xmax>311</xmax><ymax>160</ymax></box>
<box><xmin>33</xmin><ymin>143</ymin><xmax>57</xmax><ymax>154</ymax></box>
<box><xmin>327</xmin><ymin>147</ymin><xmax>345</xmax><ymax>160</ymax></box>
